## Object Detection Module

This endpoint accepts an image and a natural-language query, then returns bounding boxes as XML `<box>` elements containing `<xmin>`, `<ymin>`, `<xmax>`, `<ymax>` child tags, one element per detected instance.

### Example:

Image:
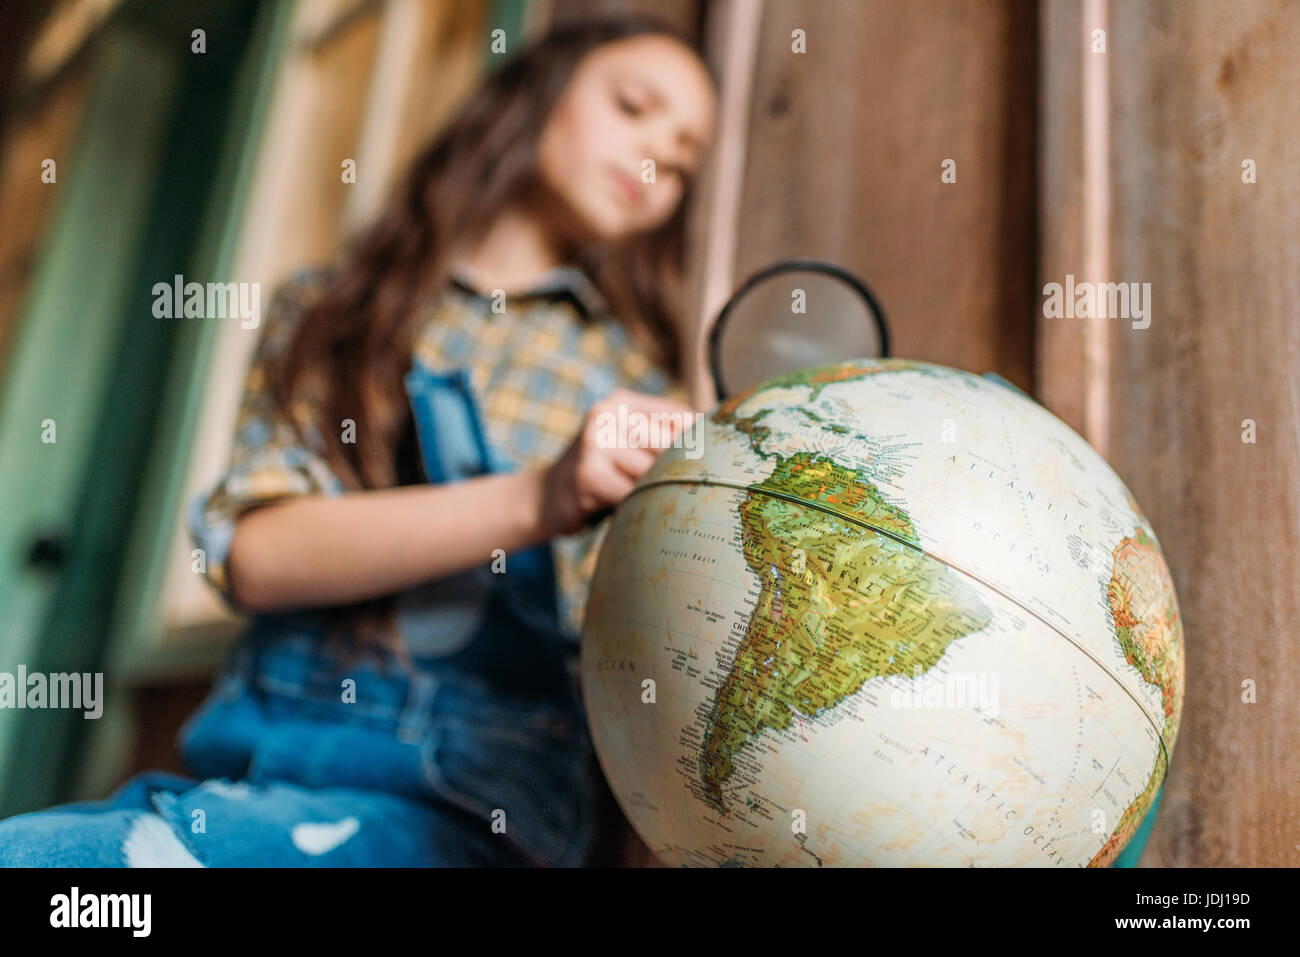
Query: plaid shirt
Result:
<box><xmin>188</xmin><ymin>262</ymin><xmax>689</xmax><ymax>644</ymax></box>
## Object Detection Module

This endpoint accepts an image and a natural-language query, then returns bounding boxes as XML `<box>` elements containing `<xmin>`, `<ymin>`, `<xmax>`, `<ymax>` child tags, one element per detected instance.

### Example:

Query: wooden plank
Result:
<box><xmin>0</xmin><ymin>62</ymin><xmax>92</xmax><ymax>371</ymax></box>
<box><xmin>341</xmin><ymin>0</ymin><xmax>430</xmax><ymax>232</ymax></box>
<box><xmin>340</xmin><ymin>0</ymin><xmax>493</xmax><ymax>231</ymax></box>
<box><xmin>683</xmin><ymin>0</ymin><xmax>763</xmax><ymax>408</ymax></box>
<box><xmin>546</xmin><ymin>0</ymin><xmax>701</xmax><ymax>35</ymax></box>
<box><xmin>730</xmin><ymin>0</ymin><xmax>1038</xmax><ymax>392</ymax></box>
<box><xmin>386</xmin><ymin>0</ymin><xmax>492</xmax><ymax>207</ymax></box>
<box><xmin>20</xmin><ymin>0</ymin><xmax>125</xmax><ymax>88</ymax></box>
<box><xmin>1037</xmin><ymin>0</ymin><xmax>1090</xmax><ymax>436</ymax></box>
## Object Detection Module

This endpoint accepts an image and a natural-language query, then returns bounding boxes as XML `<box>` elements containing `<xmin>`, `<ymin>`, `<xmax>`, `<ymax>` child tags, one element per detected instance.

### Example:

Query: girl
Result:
<box><xmin>0</xmin><ymin>16</ymin><xmax>717</xmax><ymax>867</ymax></box>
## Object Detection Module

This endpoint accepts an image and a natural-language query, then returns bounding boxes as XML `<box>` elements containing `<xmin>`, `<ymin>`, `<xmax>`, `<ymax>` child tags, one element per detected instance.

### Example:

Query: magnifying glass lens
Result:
<box><xmin>713</xmin><ymin>268</ymin><xmax>887</xmax><ymax>399</ymax></box>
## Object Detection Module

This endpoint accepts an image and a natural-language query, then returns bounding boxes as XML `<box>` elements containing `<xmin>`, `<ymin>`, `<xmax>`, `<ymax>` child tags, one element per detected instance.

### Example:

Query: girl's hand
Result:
<box><xmin>540</xmin><ymin>389</ymin><xmax>696</xmax><ymax>536</ymax></box>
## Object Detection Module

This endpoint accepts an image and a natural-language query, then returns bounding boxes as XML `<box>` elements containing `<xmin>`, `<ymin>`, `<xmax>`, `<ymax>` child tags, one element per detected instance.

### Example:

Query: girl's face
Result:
<box><xmin>537</xmin><ymin>35</ymin><xmax>717</xmax><ymax>245</ymax></box>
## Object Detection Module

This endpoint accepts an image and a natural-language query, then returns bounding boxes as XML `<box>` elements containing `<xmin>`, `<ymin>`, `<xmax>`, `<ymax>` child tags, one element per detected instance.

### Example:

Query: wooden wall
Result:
<box><xmin>1041</xmin><ymin>0</ymin><xmax>1300</xmax><ymax>867</ymax></box>
<box><xmin>721</xmin><ymin>0</ymin><xmax>1039</xmax><ymax>399</ymax></box>
<box><xmin>544</xmin><ymin>0</ymin><xmax>702</xmax><ymax>34</ymax></box>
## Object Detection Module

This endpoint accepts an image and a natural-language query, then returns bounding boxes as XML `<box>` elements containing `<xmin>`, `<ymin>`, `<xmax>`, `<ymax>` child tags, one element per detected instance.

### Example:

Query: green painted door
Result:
<box><xmin>0</xmin><ymin>0</ymin><xmax>286</xmax><ymax>816</ymax></box>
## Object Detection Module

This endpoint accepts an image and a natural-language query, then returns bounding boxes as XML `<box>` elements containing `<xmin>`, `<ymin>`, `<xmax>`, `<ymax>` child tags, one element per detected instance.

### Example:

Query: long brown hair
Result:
<box><xmin>270</xmin><ymin>16</ymin><xmax>715</xmax><ymax>663</ymax></box>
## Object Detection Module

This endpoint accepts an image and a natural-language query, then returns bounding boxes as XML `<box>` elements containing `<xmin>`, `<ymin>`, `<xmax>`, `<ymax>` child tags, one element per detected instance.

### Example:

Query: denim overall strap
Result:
<box><xmin>404</xmin><ymin>365</ymin><xmax>495</xmax><ymax>485</ymax></box>
<box><xmin>403</xmin><ymin>358</ymin><xmax>576</xmax><ymax>696</ymax></box>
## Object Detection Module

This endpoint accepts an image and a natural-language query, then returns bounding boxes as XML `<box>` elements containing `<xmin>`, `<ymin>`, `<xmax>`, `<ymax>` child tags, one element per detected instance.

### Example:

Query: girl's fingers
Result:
<box><xmin>602</xmin><ymin>445</ymin><xmax>658</xmax><ymax>482</ymax></box>
<box><xmin>594</xmin><ymin>391</ymin><xmax>698</xmax><ymax>451</ymax></box>
<box><xmin>587</xmin><ymin>459</ymin><xmax>639</xmax><ymax>506</ymax></box>
<box><xmin>604</xmin><ymin>387</ymin><xmax>694</xmax><ymax>413</ymax></box>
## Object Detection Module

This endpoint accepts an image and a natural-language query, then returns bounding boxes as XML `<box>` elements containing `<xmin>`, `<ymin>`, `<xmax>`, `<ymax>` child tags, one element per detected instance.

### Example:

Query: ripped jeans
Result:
<box><xmin>0</xmin><ymin>619</ymin><xmax>600</xmax><ymax>867</ymax></box>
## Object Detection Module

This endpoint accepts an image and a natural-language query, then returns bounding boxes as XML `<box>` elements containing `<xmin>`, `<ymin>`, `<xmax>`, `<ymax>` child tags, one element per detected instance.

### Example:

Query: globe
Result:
<box><xmin>580</xmin><ymin>358</ymin><xmax>1184</xmax><ymax>867</ymax></box>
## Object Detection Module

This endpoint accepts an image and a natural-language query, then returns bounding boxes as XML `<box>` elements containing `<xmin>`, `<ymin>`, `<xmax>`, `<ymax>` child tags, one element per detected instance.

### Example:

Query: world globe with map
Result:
<box><xmin>580</xmin><ymin>358</ymin><xmax>1184</xmax><ymax>867</ymax></box>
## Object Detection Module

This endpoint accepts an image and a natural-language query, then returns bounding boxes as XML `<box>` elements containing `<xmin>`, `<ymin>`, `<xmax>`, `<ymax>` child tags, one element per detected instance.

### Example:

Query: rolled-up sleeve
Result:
<box><xmin>187</xmin><ymin>268</ymin><xmax>346</xmax><ymax>604</ymax></box>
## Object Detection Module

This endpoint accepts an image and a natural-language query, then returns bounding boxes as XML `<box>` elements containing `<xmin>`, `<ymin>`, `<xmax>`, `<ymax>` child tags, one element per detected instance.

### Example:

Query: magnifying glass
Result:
<box><xmin>707</xmin><ymin>257</ymin><xmax>890</xmax><ymax>401</ymax></box>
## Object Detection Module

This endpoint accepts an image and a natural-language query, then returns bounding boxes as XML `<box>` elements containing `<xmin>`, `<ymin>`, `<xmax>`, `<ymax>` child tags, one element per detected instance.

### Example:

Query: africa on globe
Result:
<box><xmin>580</xmin><ymin>358</ymin><xmax>1184</xmax><ymax>867</ymax></box>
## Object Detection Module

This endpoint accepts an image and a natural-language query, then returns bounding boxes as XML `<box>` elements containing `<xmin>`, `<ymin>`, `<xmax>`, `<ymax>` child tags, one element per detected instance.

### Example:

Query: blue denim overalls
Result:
<box><xmin>0</xmin><ymin>275</ymin><xmax>616</xmax><ymax>868</ymax></box>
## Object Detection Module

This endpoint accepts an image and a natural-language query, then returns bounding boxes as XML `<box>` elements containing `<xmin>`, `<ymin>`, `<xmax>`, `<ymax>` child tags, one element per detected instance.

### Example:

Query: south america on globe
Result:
<box><xmin>580</xmin><ymin>358</ymin><xmax>1184</xmax><ymax>867</ymax></box>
